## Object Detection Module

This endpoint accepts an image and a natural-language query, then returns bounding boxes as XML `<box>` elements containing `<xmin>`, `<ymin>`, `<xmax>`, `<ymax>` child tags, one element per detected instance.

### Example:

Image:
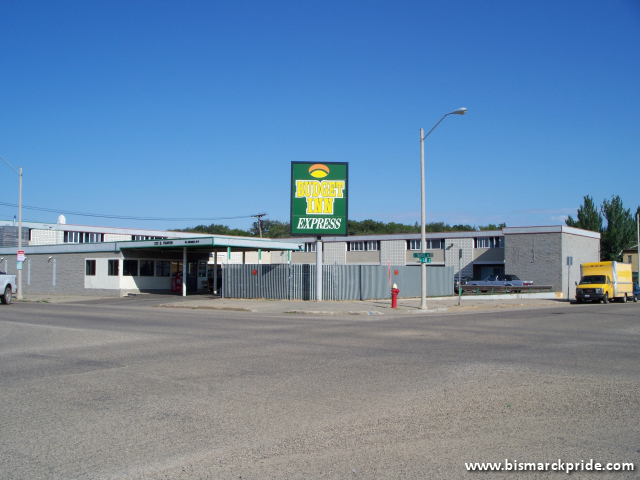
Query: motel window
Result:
<box><xmin>304</xmin><ymin>243</ymin><xmax>316</xmax><ymax>253</ymax></box>
<box><xmin>108</xmin><ymin>260</ymin><xmax>119</xmax><ymax>276</ymax></box>
<box><xmin>156</xmin><ymin>261</ymin><xmax>170</xmax><ymax>277</ymax></box>
<box><xmin>475</xmin><ymin>237</ymin><xmax>504</xmax><ymax>248</ymax></box>
<box><xmin>123</xmin><ymin>260</ymin><xmax>138</xmax><ymax>276</ymax></box>
<box><xmin>132</xmin><ymin>235</ymin><xmax>167</xmax><ymax>241</ymax></box>
<box><xmin>407</xmin><ymin>239</ymin><xmax>444</xmax><ymax>250</ymax></box>
<box><xmin>85</xmin><ymin>260</ymin><xmax>96</xmax><ymax>276</ymax></box>
<box><xmin>628</xmin><ymin>255</ymin><xmax>633</xmax><ymax>264</ymax></box>
<box><xmin>349</xmin><ymin>241</ymin><xmax>365</xmax><ymax>251</ymax></box>
<box><xmin>366</xmin><ymin>241</ymin><xmax>379</xmax><ymax>251</ymax></box>
<box><xmin>348</xmin><ymin>241</ymin><xmax>379</xmax><ymax>251</ymax></box>
<box><xmin>140</xmin><ymin>260</ymin><xmax>154</xmax><ymax>276</ymax></box>
<box><xmin>64</xmin><ymin>231</ymin><xmax>104</xmax><ymax>244</ymax></box>
<box><xmin>171</xmin><ymin>262</ymin><xmax>183</xmax><ymax>276</ymax></box>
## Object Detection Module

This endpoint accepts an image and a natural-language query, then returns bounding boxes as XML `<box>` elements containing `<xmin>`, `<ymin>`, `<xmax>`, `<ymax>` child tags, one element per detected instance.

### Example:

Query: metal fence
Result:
<box><xmin>223</xmin><ymin>264</ymin><xmax>453</xmax><ymax>300</ymax></box>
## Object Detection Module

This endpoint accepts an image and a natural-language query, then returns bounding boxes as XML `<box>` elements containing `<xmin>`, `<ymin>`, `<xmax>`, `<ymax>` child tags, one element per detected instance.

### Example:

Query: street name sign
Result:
<box><xmin>413</xmin><ymin>252</ymin><xmax>433</xmax><ymax>258</ymax></box>
<box><xmin>419</xmin><ymin>257</ymin><xmax>432</xmax><ymax>263</ymax></box>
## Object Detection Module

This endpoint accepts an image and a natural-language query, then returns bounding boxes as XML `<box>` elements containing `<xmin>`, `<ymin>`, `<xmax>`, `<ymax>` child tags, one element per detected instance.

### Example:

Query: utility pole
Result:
<box><xmin>252</xmin><ymin>213</ymin><xmax>267</xmax><ymax>238</ymax></box>
<box><xmin>1</xmin><ymin>157</ymin><xmax>23</xmax><ymax>299</ymax></box>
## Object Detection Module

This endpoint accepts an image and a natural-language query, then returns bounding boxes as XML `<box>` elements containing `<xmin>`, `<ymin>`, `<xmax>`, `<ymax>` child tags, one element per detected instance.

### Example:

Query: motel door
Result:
<box><xmin>187</xmin><ymin>262</ymin><xmax>198</xmax><ymax>292</ymax></box>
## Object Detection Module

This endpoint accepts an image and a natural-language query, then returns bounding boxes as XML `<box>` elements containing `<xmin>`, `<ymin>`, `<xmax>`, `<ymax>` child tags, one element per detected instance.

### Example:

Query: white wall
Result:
<box><xmin>30</xmin><ymin>229</ymin><xmax>64</xmax><ymax>245</ymax></box>
<box><xmin>104</xmin><ymin>234</ymin><xmax>132</xmax><ymax>242</ymax></box>
<box><xmin>85</xmin><ymin>258</ymin><xmax>121</xmax><ymax>290</ymax></box>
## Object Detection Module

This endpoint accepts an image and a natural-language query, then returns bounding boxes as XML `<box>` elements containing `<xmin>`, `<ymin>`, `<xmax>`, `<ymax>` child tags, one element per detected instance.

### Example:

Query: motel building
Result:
<box><xmin>0</xmin><ymin>218</ymin><xmax>303</xmax><ymax>298</ymax></box>
<box><xmin>0</xmin><ymin>217</ymin><xmax>602</xmax><ymax>300</ymax></box>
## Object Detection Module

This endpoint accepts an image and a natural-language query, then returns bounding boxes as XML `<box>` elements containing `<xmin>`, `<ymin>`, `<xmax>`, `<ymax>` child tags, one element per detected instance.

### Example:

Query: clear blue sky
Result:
<box><xmin>1</xmin><ymin>0</ymin><xmax>639</xmax><ymax>232</ymax></box>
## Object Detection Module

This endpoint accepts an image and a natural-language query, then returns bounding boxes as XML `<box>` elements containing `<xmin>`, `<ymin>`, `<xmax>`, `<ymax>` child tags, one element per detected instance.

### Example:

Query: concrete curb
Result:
<box><xmin>284</xmin><ymin>310</ymin><xmax>384</xmax><ymax>316</ymax></box>
<box><xmin>156</xmin><ymin>304</ymin><xmax>254</xmax><ymax>312</ymax></box>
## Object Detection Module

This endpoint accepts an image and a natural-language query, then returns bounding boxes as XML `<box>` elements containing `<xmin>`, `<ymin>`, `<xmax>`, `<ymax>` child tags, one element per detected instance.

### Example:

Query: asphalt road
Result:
<box><xmin>1</xmin><ymin>300</ymin><xmax>639</xmax><ymax>479</ymax></box>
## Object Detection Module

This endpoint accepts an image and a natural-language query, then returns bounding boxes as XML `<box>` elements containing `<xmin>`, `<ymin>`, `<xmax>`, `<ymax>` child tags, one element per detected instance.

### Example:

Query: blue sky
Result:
<box><xmin>1</xmin><ymin>0</ymin><xmax>639</xmax><ymax>232</ymax></box>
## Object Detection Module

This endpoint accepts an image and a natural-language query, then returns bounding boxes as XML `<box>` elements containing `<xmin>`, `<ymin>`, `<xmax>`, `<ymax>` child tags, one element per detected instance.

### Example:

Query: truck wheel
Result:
<box><xmin>602</xmin><ymin>293</ymin><xmax>609</xmax><ymax>304</ymax></box>
<box><xmin>634</xmin><ymin>294</ymin><xmax>638</xmax><ymax>303</ymax></box>
<box><xmin>1</xmin><ymin>286</ymin><xmax>11</xmax><ymax>305</ymax></box>
<box><xmin>622</xmin><ymin>294</ymin><xmax>627</xmax><ymax>303</ymax></box>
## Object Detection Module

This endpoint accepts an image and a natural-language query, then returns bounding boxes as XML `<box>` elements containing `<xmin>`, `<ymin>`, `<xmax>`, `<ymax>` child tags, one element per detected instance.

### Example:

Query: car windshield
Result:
<box><xmin>579</xmin><ymin>275</ymin><xmax>606</xmax><ymax>285</ymax></box>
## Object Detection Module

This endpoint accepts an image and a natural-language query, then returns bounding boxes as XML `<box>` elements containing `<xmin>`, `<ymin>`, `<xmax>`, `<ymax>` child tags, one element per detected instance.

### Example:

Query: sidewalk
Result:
<box><xmin>162</xmin><ymin>292</ymin><xmax>568</xmax><ymax>315</ymax></box>
<box><xmin>16</xmin><ymin>292</ymin><xmax>569</xmax><ymax>315</ymax></box>
<box><xmin>18</xmin><ymin>292</ymin><xmax>567</xmax><ymax>315</ymax></box>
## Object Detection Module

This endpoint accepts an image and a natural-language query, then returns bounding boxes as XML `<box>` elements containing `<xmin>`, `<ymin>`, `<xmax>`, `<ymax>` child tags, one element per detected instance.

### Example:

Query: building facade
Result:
<box><xmin>0</xmin><ymin>218</ymin><xmax>604</xmax><ymax>298</ymax></box>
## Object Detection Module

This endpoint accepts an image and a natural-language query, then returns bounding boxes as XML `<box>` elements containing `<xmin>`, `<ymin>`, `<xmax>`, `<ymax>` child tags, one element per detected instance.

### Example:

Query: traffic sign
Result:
<box><xmin>413</xmin><ymin>252</ymin><xmax>433</xmax><ymax>258</ymax></box>
<box><xmin>17</xmin><ymin>250</ymin><xmax>25</xmax><ymax>262</ymax></box>
<box><xmin>419</xmin><ymin>257</ymin><xmax>432</xmax><ymax>263</ymax></box>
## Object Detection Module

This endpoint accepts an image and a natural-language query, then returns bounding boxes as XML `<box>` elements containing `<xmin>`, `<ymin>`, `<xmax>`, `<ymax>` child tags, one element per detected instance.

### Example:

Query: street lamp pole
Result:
<box><xmin>1</xmin><ymin>156</ymin><xmax>23</xmax><ymax>300</ymax></box>
<box><xmin>419</xmin><ymin>108</ymin><xmax>467</xmax><ymax>310</ymax></box>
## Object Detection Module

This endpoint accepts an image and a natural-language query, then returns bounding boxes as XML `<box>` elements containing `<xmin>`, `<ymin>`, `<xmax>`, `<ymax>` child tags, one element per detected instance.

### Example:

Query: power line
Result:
<box><xmin>0</xmin><ymin>201</ymin><xmax>259</xmax><ymax>222</ymax></box>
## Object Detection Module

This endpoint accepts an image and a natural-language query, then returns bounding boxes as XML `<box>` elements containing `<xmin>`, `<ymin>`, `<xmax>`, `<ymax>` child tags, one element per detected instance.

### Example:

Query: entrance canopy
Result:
<box><xmin>116</xmin><ymin>235</ymin><xmax>304</xmax><ymax>254</ymax></box>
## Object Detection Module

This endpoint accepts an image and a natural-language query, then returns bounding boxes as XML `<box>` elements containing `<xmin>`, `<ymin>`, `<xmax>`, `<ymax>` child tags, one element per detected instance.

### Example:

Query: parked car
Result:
<box><xmin>0</xmin><ymin>273</ymin><xmax>17</xmax><ymax>305</ymax></box>
<box><xmin>454</xmin><ymin>275</ymin><xmax>472</xmax><ymax>293</ymax></box>
<box><xmin>466</xmin><ymin>274</ymin><xmax>533</xmax><ymax>291</ymax></box>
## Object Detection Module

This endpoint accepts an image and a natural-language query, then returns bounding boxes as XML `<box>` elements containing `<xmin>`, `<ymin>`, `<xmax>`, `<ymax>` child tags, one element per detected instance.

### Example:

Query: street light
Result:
<box><xmin>419</xmin><ymin>108</ymin><xmax>466</xmax><ymax>310</ymax></box>
<box><xmin>1</xmin><ymin>156</ymin><xmax>23</xmax><ymax>300</ymax></box>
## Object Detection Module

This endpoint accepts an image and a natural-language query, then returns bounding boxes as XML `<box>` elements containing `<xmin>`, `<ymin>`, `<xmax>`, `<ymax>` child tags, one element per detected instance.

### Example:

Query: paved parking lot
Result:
<box><xmin>1</xmin><ymin>300</ymin><xmax>639</xmax><ymax>479</ymax></box>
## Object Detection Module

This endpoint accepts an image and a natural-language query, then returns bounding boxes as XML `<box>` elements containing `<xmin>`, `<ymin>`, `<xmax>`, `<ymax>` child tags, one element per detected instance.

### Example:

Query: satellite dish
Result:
<box><xmin>58</xmin><ymin>215</ymin><xmax>66</xmax><ymax>225</ymax></box>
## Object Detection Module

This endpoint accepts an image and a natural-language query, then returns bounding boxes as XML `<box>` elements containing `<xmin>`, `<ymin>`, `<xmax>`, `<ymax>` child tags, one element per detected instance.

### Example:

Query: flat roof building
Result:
<box><xmin>0</xmin><ymin>219</ymin><xmax>602</xmax><ymax>299</ymax></box>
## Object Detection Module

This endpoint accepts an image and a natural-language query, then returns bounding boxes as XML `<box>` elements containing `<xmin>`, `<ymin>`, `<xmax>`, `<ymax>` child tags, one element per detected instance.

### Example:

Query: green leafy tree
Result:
<box><xmin>172</xmin><ymin>223</ymin><xmax>252</xmax><ymax>237</ymax></box>
<box><xmin>478</xmin><ymin>223</ymin><xmax>506</xmax><ymax>231</ymax></box>
<box><xmin>565</xmin><ymin>195</ymin><xmax>602</xmax><ymax>233</ymax></box>
<box><xmin>600</xmin><ymin>196</ymin><xmax>636</xmax><ymax>261</ymax></box>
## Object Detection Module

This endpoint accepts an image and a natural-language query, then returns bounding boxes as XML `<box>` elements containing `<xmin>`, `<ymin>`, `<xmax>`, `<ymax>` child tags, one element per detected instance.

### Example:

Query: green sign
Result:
<box><xmin>419</xmin><ymin>257</ymin><xmax>432</xmax><ymax>263</ymax></box>
<box><xmin>413</xmin><ymin>252</ymin><xmax>433</xmax><ymax>258</ymax></box>
<box><xmin>290</xmin><ymin>162</ymin><xmax>348</xmax><ymax>236</ymax></box>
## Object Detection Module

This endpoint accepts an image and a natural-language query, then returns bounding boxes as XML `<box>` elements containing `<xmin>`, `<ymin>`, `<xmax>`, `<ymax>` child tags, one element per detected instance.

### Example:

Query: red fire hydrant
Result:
<box><xmin>391</xmin><ymin>284</ymin><xmax>400</xmax><ymax>309</ymax></box>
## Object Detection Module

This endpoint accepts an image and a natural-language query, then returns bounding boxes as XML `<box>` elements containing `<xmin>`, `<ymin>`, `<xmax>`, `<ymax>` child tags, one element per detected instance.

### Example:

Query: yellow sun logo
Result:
<box><xmin>309</xmin><ymin>164</ymin><xmax>329</xmax><ymax>178</ymax></box>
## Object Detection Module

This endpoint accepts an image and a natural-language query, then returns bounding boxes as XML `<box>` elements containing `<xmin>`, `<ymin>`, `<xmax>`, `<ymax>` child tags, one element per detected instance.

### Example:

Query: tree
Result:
<box><xmin>600</xmin><ymin>195</ymin><xmax>635</xmax><ymax>261</ymax></box>
<box><xmin>172</xmin><ymin>223</ymin><xmax>251</xmax><ymax>237</ymax></box>
<box><xmin>478</xmin><ymin>223</ymin><xmax>506</xmax><ymax>231</ymax></box>
<box><xmin>565</xmin><ymin>195</ymin><xmax>603</xmax><ymax>233</ymax></box>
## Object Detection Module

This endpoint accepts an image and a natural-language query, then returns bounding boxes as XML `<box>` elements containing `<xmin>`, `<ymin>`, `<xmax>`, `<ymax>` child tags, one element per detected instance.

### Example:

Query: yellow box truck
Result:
<box><xmin>575</xmin><ymin>261</ymin><xmax>635</xmax><ymax>304</ymax></box>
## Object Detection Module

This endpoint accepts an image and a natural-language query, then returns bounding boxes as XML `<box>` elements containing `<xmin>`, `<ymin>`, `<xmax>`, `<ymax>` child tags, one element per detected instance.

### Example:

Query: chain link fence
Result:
<box><xmin>223</xmin><ymin>264</ymin><xmax>453</xmax><ymax>300</ymax></box>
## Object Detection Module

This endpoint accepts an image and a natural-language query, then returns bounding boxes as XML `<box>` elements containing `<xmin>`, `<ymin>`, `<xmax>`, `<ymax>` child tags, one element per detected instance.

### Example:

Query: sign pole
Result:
<box><xmin>458</xmin><ymin>249</ymin><xmax>462</xmax><ymax>306</ymax></box>
<box><xmin>182</xmin><ymin>247</ymin><xmax>187</xmax><ymax>297</ymax></box>
<box><xmin>17</xmin><ymin>167</ymin><xmax>23</xmax><ymax>299</ymax></box>
<box><xmin>316</xmin><ymin>237</ymin><xmax>322</xmax><ymax>301</ymax></box>
<box><xmin>567</xmin><ymin>256</ymin><xmax>573</xmax><ymax>301</ymax></box>
<box><xmin>420</xmin><ymin>129</ymin><xmax>427</xmax><ymax>310</ymax></box>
